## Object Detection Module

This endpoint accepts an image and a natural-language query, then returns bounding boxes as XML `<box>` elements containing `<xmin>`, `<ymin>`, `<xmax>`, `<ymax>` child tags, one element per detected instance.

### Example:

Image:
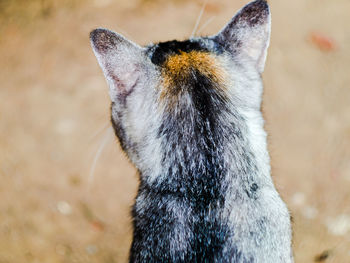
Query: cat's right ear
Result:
<box><xmin>213</xmin><ymin>0</ymin><xmax>271</xmax><ymax>73</ymax></box>
<box><xmin>90</xmin><ymin>28</ymin><xmax>144</xmax><ymax>102</ymax></box>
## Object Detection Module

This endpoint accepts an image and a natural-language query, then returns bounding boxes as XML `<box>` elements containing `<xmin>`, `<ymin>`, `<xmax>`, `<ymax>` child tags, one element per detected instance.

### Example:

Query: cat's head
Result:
<box><xmin>90</xmin><ymin>0</ymin><xmax>270</xmax><ymax>172</ymax></box>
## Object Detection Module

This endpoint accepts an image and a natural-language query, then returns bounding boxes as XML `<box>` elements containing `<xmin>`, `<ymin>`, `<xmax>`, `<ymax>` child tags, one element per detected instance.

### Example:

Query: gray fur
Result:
<box><xmin>90</xmin><ymin>0</ymin><xmax>293</xmax><ymax>262</ymax></box>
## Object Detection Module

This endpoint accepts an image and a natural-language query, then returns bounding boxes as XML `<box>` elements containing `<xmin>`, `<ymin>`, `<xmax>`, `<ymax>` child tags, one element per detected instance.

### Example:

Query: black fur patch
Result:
<box><xmin>245</xmin><ymin>183</ymin><xmax>259</xmax><ymax>199</ymax></box>
<box><xmin>150</xmin><ymin>40</ymin><xmax>209</xmax><ymax>65</ymax></box>
<box><xmin>148</xmin><ymin>39</ymin><xmax>223</xmax><ymax>66</ymax></box>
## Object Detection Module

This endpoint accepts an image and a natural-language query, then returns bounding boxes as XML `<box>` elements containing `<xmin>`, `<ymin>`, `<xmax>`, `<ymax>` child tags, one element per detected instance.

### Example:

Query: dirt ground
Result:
<box><xmin>1</xmin><ymin>0</ymin><xmax>350</xmax><ymax>262</ymax></box>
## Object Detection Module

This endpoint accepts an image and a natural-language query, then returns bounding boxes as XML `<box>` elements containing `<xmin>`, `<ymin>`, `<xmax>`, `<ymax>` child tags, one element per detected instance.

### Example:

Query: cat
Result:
<box><xmin>90</xmin><ymin>0</ymin><xmax>293</xmax><ymax>262</ymax></box>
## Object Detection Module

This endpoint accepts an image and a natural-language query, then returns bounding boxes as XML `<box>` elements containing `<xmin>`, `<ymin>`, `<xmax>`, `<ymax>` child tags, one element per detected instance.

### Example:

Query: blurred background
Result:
<box><xmin>1</xmin><ymin>0</ymin><xmax>349</xmax><ymax>262</ymax></box>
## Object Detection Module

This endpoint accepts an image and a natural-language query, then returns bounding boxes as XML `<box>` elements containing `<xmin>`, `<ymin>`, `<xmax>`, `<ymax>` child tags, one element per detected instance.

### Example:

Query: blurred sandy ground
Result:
<box><xmin>0</xmin><ymin>0</ymin><xmax>350</xmax><ymax>262</ymax></box>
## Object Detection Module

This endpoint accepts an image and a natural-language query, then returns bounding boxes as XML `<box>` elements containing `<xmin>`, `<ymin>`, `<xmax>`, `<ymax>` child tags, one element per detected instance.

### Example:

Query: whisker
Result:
<box><xmin>89</xmin><ymin>122</ymin><xmax>111</xmax><ymax>142</ymax></box>
<box><xmin>196</xmin><ymin>16</ymin><xmax>215</xmax><ymax>35</ymax></box>
<box><xmin>191</xmin><ymin>0</ymin><xmax>208</xmax><ymax>38</ymax></box>
<box><xmin>88</xmin><ymin>127</ymin><xmax>114</xmax><ymax>188</ymax></box>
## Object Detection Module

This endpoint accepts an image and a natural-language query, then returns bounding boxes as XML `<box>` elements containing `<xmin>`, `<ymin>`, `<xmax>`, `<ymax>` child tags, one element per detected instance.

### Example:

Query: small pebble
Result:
<box><xmin>85</xmin><ymin>244</ymin><xmax>98</xmax><ymax>255</ymax></box>
<box><xmin>314</xmin><ymin>250</ymin><xmax>331</xmax><ymax>262</ymax></box>
<box><xmin>302</xmin><ymin>206</ymin><xmax>318</xmax><ymax>220</ymax></box>
<box><xmin>57</xmin><ymin>201</ymin><xmax>72</xmax><ymax>215</ymax></box>
<box><xmin>326</xmin><ymin>214</ymin><xmax>350</xmax><ymax>236</ymax></box>
<box><xmin>291</xmin><ymin>192</ymin><xmax>306</xmax><ymax>206</ymax></box>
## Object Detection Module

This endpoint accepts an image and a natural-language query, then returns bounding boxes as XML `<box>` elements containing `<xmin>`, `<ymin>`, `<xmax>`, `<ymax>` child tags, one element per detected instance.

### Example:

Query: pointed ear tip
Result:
<box><xmin>231</xmin><ymin>0</ymin><xmax>270</xmax><ymax>28</ymax></box>
<box><xmin>89</xmin><ymin>28</ymin><xmax>134</xmax><ymax>47</ymax></box>
<box><xmin>251</xmin><ymin>0</ymin><xmax>269</xmax><ymax>8</ymax></box>
<box><xmin>90</xmin><ymin>28</ymin><xmax>98</xmax><ymax>41</ymax></box>
<box><xmin>89</xmin><ymin>28</ymin><xmax>111</xmax><ymax>43</ymax></box>
<box><xmin>89</xmin><ymin>28</ymin><xmax>123</xmax><ymax>54</ymax></box>
<box><xmin>249</xmin><ymin>0</ymin><xmax>270</xmax><ymax>15</ymax></box>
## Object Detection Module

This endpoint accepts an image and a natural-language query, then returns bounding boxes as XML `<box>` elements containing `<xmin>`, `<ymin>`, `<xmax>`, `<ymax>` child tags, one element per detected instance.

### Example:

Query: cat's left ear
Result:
<box><xmin>90</xmin><ymin>28</ymin><xmax>145</xmax><ymax>102</ymax></box>
<box><xmin>213</xmin><ymin>0</ymin><xmax>271</xmax><ymax>73</ymax></box>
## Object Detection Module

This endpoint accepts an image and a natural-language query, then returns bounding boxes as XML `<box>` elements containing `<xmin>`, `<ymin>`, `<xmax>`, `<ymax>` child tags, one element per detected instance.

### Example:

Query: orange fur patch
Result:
<box><xmin>160</xmin><ymin>51</ymin><xmax>225</xmax><ymax>102</ymax></box>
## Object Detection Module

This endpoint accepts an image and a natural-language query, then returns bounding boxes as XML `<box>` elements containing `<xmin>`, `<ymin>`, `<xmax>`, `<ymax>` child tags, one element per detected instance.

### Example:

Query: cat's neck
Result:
<box><xmin>140</xmin><ymin>107</ymin><xmax>273</xmax><ymax>199</ymax></box>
